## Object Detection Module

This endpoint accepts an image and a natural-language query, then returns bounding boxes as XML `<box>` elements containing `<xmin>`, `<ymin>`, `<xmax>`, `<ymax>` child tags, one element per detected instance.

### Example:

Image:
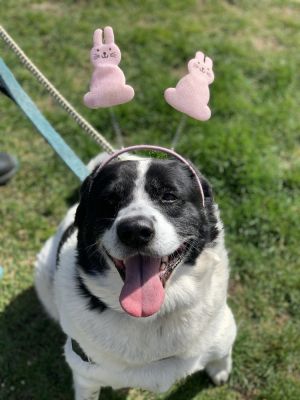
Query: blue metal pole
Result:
<box><xmin>0</xmin><ymin>58</ymin><xmax>89</xmax><ymax>182</ymax></box>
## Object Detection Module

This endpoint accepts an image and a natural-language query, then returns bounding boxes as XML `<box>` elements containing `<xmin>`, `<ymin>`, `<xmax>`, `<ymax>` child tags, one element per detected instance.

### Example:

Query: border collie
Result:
<box><xmin>35</xmin><ymin>153</ymin><xmax>236</xmax><ymax>400</ymax></box>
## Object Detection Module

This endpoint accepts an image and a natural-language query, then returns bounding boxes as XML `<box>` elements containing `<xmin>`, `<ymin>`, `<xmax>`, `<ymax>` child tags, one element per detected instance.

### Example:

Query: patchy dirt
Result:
<box><xmin>251</xmin><ymin>36</ymin><xmax>283</xmax><ymax>52</ymax></box>
<box><xmin>30</xmin><ymin>2</ymin><xmax>63</xmax><ymax>15</ymax></box>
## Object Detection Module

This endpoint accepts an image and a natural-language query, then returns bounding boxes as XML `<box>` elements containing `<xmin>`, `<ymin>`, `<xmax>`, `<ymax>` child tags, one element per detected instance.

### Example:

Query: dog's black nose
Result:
<box><xmin>117</xmin><ymin>217</ymin><xmax>154</xmax><ymax>248</ymax></box>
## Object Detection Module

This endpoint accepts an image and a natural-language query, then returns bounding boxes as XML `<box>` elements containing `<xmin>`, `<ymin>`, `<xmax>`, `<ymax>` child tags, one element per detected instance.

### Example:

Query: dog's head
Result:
<box><xmin>75</xmin><ymin>158</ymin><xmax>219</xmax><ymax>318</ymax></box>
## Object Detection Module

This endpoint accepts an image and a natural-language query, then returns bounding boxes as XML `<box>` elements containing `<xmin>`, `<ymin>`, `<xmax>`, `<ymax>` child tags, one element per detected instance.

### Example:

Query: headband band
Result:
<box><xmin>96</xmin><ymin>145</ymin><xmax>205</xmax><ymax>208</ymax></box>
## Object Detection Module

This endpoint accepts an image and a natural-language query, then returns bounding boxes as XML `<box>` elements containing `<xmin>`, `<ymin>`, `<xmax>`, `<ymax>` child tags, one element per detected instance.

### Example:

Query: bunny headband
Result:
<box><xmin>95</xmin><ymin>145</ymin><xmax>206</xmax><ymax>208</ymax></box>
<box><xmin>84</xmin><ymin>28</ymin><xmax>214</xmax><ymax>208</ymax></box>
<box><xmin>84</xmin><ymin>27</ymin><xmax>214</xmax><ymax>121</ymax></box>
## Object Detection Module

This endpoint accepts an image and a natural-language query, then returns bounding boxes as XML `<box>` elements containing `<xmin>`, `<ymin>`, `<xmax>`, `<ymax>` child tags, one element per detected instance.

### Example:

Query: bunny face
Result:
<box><xmin>188</xmin><ymin>51</ymin><xmax>214</xmax><ymax>84</ymax></box>
<box><xmin>91</xmin><ymin>42</ymin><xmax>121</xmax><ymax>66</ymax></box>
<box><xmin>90</xmin><ymin>27</ymin><xmax>121</xmax><ymax>67</ymax></box>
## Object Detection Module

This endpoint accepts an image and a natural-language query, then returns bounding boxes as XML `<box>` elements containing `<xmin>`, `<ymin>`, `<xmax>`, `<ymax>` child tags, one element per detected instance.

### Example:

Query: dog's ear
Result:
<box><xmin>184</xmin><ymin>161</ymin><xmax>213</xmax><ymax>204</ymax></box>
<box><xmin>198</xmin><ymin>173</ymin><xmax>213</xmax><ymax>202</ymax></box>
<box><xmin>74</xmin><ymin>174</ymin><xmax>94</xmax><ymax>227</ymax></box>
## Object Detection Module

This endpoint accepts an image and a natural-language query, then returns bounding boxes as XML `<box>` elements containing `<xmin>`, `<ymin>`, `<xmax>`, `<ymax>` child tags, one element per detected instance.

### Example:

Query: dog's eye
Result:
<box><xmin>161</xmin><ymin>193</ymin><xmax>177</xmax><ymax>202</ymax></box>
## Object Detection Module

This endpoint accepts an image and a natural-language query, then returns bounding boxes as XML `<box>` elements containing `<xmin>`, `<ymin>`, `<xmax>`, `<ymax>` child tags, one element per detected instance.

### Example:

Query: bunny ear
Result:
<box><xmin>205</xmin><ymin>56</ymin><xmax>213</xmax><ymax>68</ymax></box>
<box><xmin>104</xmin><ymin>26</ymin><xmax>115</xmax><ymax>44</ymax></box>
<box><xmin>195</xmin><ymin>51</ymin><xmax>205</xmax><ymax>62</ymax></box>
<box><xmin>93</xmin><ymin>29</ymin><xmax>103</xmax><ymax>46</ymax></box>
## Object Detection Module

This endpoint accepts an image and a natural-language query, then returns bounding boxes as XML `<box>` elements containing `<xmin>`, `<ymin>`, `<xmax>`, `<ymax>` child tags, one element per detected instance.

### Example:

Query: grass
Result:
<box><xmin>0</xmin><ymin>0</ymin><xmax>300</xmax><ymax>399</ymax></box>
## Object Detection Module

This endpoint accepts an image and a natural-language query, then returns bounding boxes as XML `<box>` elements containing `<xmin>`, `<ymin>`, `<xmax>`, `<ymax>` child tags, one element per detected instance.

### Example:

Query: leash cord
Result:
<box><xmin>0</xmin><ymin>25</ymin><xmax>115</xmax><ymax>154</ymax></box>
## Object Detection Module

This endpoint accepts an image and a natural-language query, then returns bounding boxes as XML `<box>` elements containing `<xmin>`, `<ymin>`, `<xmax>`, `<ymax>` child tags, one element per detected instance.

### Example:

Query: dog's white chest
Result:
<box><xmin>60</xmin><ymin>298</ymin><xmax>203</xmax><ymax>366</ymax></box>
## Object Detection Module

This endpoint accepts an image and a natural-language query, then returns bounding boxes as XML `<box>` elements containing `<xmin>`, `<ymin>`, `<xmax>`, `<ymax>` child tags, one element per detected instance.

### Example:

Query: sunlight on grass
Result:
<box><xmin>0</xmin><ymin>0</ymin><xmax>300</xmax><ymax>399</ymax></box>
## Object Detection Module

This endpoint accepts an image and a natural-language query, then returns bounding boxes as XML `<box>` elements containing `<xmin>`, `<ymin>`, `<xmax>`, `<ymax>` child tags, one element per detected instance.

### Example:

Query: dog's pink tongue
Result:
<box><xmin>119</xmin><ymin>255</ymin><xmax>164</xmax><ymax>318</ymax></box>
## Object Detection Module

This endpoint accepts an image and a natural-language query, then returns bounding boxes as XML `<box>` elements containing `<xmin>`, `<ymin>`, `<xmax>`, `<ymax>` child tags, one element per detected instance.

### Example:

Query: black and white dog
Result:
<box><xmin>35</xmin><ymin>153</ymin><xmax>236</xmax><ymax>400</ymax></box>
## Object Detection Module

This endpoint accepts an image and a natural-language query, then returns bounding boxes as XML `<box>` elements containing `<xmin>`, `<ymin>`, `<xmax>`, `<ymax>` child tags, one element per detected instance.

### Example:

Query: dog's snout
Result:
<box><xmin>117</xmin><ymin>217</ymin><xmax>154</xmax><ymax>247</ymax></box>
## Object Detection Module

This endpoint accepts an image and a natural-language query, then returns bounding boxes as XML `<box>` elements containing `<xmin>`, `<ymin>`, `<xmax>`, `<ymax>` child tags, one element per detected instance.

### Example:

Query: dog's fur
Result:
<box><xmin>35</xmin><ymin>153</ymin><xmax>236</xmax><ymax>400</ymax></box>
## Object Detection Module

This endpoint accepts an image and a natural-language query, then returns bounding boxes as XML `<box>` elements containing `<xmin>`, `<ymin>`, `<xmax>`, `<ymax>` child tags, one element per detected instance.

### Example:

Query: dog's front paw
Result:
<box><xmin>207</xmin><ymin>367</ymin><xmax>230</xmax><ymax>385</ymax></box>
<box><xmin>205</xmin><ymin>352</ymin><xmax>232</xmax><ymax>386</ymax></box>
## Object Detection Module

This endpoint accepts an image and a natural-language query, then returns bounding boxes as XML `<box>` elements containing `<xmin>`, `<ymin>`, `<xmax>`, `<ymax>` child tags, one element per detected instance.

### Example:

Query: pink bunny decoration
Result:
<box><xmin>83</xmin><ymin>27</ymin><xmax>135</xmax><ymax>108</ymax></box>
<box><xmin>164</xmin><ymin>51</ymin><xmax>214</xmax><ymax>121</ymax></box>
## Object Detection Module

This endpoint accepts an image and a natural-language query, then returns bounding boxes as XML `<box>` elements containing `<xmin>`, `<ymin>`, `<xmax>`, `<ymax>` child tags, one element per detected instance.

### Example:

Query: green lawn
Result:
<box><xmin>0</xmin><ymin>1</ymin><xmax>300</xmax><ymax>399</ymax></box>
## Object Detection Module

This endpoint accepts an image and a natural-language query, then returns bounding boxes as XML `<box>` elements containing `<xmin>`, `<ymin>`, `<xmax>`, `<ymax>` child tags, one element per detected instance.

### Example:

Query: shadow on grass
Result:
<box><xmin>0</xmin><ymin>287</ymin><xmax>212</xmax><ymax>400</ymax></box>
<box><xmin>0</xmin><ymin>287</ymin><xmax>127</xmax><ymax>400</ymax></box>
<box><xmin>163</xmin><ymin>371</ymin><xmax>212</xmax><ymax>400</ymax></box>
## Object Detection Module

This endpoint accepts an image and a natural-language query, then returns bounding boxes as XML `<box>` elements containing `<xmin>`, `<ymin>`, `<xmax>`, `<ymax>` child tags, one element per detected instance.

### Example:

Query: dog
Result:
<box><xmin>35</xmin><ymin>152</ymin><xmax>236</xmax><ymax>400</ymax></box>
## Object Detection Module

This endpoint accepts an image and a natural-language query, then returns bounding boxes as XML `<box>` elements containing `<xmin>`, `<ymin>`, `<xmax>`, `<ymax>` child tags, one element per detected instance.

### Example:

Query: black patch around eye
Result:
<box><xmin>161</xmin><ymin>192</ymin><xmax>177</xmax><ymax>202</ymax></box>
<box><xmin>145</xmin><ymin>159</ymin><xmax>220</xmax><ymax>264</ymax></box>
<box><xmin>96</xmin><ymin>193</ymin><xmax>124</xmax><ymax>219</ymax></box>
<box><xmin>145</xmin><ymin>161</ymin><xmax>192</xmax><ymax>204</ymax></box>
<box><xmin>76</xmin><ymin>161</ymin><xmax>138</xmax><ymax>276</ymax></box>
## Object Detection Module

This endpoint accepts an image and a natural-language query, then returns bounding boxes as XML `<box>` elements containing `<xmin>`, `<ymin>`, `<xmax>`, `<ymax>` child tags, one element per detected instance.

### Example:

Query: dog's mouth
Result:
<box><xmin>105</xmin><ymin>243</ymin><xmax>189</xmax><ymax>318</ymax></box>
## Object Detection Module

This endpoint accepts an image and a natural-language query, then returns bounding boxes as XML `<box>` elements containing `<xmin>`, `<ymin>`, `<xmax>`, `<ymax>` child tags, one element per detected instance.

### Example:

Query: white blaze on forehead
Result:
<box><xmin>118</xmin><ymin>159</ymin><xmax>151</xmax><ymax>217</ymax></box>
<box><xmin>102</xmin><ymin>159</ymin><xmax>182</xmax><ymax>259</ymax></box>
